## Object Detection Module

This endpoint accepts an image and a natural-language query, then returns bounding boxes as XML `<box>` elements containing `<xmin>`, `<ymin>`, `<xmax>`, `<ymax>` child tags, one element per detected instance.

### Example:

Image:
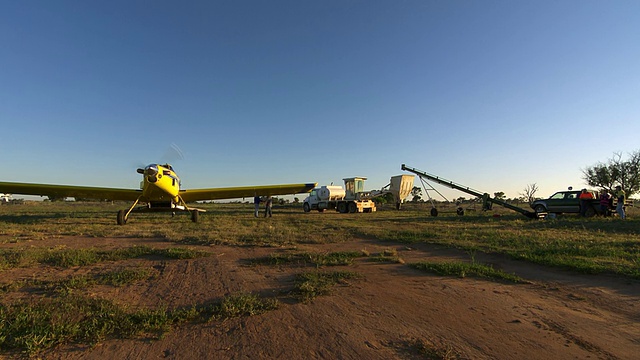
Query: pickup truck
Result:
<box><xmin>530</xmin><ymin>190</ymin><xmax>605</xmax><ymax>217</ymax></box>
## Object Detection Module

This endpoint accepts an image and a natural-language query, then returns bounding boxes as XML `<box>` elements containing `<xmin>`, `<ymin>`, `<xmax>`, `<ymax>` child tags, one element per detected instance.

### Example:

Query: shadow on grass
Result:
<box><xmin>383</xmin><ymin>212</ymin><xmax>640</xmax><ymax>236</ymax></box>
<box><xmin>385</xmin><ymin>213</ymin><xmax>528</xmax><ymax>224</ymax></box>
<box><xmin>522</xmin><ymin>216</ymin><xmax>640</xmax><ymax>235</ymax></box>
<box><xmin>0</xmin><ymin>213</ymin><xmax>69</xmax><ymax>224</ymax></box>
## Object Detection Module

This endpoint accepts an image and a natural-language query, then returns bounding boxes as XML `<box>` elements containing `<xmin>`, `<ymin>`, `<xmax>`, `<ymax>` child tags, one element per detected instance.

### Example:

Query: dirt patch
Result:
<box><xmin>2</xmin><ymin>236</ymin><xmax>639</xmax><ymax>359</ymax></box>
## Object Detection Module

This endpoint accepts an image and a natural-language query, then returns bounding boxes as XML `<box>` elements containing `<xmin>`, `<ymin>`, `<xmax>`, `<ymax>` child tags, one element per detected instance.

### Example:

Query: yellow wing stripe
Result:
<box><xmin>0</xmin><ymin>182</ymin><xmax>141</xmax><ymax>201</ymax></box>
<box><xmin>179</xmin><ymin>183</ymin><xmax>316</xmax><ymax>202</ymax></box>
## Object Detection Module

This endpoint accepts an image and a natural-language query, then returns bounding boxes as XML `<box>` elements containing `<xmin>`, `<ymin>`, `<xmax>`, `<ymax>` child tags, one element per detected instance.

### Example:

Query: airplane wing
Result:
<box><xmin>179</xmin><ymin>183</ymin><xmax>317</xmax><ymax>202</ymax></box>
<box><xmin>0</xmin><ymin>182</ymin><xmax>141</xmax><ymax>201</ymax></box>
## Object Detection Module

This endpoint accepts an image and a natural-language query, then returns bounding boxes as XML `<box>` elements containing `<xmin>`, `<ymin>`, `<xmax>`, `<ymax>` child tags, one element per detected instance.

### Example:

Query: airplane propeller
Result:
<box><xmin>162</xmin><ymin>143</ymin><xmax>184</xmax><ymax>164</ymax></box>
<box><xmin>132</xmin><ymin>143</ymin><xmax>184</xmax><ymax>176</ymax></box>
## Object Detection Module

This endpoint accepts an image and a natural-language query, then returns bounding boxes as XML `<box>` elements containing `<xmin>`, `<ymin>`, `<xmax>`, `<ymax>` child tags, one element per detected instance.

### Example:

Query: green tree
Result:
<box><xmin>583</xmin><ymin>150</ymin><xmax>640</xmax><ymax>196</ymax></box>
<box><xmin>493</xmin><ymin>191</ymin><xmax>505</xmax><ymax>200</ymax></box>
<box><xmin>372</xmin><ymin>192</ymin><xmax>394</xmax><ymax>204</ymax></box>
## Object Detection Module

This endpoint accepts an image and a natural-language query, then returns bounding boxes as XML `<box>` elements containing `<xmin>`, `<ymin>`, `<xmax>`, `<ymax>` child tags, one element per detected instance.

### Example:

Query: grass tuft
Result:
<box><xmin>0</xmin><ymin>246</ymin><xmax>210</xmax><ymax>269</ymax></box>
<box><xmin>0</xmin><ymin>292</ymin><xmax>279</xmax><ymax>355</ymax></box>
<box><xmin>406</xmin><ymin>337</ymin><xmax>458</xmax><ymax>360</ymax></box>
<box><xmin>293</xmin><ymin>271</ymin><xmax>361</xmax><ymax>302</ymax></box>
<box><xmin>409</xmin><ymin>261</ymin><xmax>524</xmax><ymax>283</ymax></box>
<box><xmin>98</xmin><ymin>268</ymin><xmax>152</xmax><ymax>286</ymax></box>
<box><xmin>252</xmin><ymin>251</ymin><xmax>364</xmax><ymax>267</ymax></box>
<box><xmin>0</xmin><ymin>295</ymin><xmax>171</xmax><ymax>354</ymax></box>
<box><xmin>211</xmin><ymin>293</ymin><xmax>279</xmax><ymax>319</ymax></box>
<box><xmin>369</xmin><ymin>248</ymin><xmax>404</xmax><ymax>263</ymax></box>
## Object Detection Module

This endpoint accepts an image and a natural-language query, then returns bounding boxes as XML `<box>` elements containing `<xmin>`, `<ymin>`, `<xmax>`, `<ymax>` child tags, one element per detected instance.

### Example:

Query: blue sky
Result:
<box><xmin>1</xmin><ymin>0</ymin><xmax>639</xmax><ymax>201</ymax></box>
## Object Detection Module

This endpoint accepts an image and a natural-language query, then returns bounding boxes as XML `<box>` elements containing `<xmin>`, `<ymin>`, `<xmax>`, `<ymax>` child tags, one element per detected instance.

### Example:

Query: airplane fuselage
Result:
<box><xmin>138</xmin><ymin>164</ymin><xmax>181</xmax><ymax>203</ymax></box>
<box><xmin>125</xmin><ymin>163</ymin><xmax>199</xmax><ymax>224</ymax></box>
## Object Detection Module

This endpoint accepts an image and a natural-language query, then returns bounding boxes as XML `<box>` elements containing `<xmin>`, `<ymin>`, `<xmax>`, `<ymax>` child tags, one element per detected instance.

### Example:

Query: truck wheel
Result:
<box><xmin>348</xmin><ymin>202</ymin><xmax>357</xmax><ymax>213</ymax></box>
<box><xmin>303</xmin><ymin>203</ymin><xmax>310</xmax><ymax>213</ymax></box>
<box><xmin>337</xmin><ymin>202</ymin><xmax>348</xmax><ymax>213</ymax></box>
<box><xmin>534</xmin><ymin>205</ymin><xmax>546</xmax><ymax>214</ymax></box>
<box><xmin>585</xmin><ymin>206</ymin><xmax>596</xmax><ymax>217</ymax></box>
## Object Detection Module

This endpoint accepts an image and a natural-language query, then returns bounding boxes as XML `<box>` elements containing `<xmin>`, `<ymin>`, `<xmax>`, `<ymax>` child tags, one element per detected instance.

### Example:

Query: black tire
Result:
<box><xmin>303</xmin><ymin>203</ymin><xmax>311</xmax><ymax>213</ymax></box>
<box><xmin>585</xmin><ymin>206</ymin><xmax>596</xmax><ymax>218</ymax></box>
<box><xmin>117</xmin><ymin>210</ymin><xmax>126</xmax><ymax>225</ymax></box>
<box><xmin>191</xmin><ymin>210</ymin><xmax>199</xmax><ymax>223</ymax></box>
<box><xmin>534</xmin><ymin>205</ymin><xmax>546</xmax><ymax>214</ymax></box>
<box><xmin>456</xmin><ymin>207</ymin><xmax>464</xmax><ymax>216</ymax></box>
<box><xmin>337</xmin><ymin>202</ymin><xmax>348</xmax><ymax>213</ymax></box>
<box><xmin>430</xmin><ymin>208</ymin><xmax>438</xmax><ymax>217</ymax></box>
<box><xmin>348</xmin><ymin>202</ymin><xmax>357</xmax><ymax>213</ymax></box>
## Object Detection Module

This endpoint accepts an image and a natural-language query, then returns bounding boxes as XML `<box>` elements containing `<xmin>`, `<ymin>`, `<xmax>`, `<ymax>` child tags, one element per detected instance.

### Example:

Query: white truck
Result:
<box><xmin>303</xmin><ymin>175</ymin><xmax>414</xmax><ymax>213</ymax></box>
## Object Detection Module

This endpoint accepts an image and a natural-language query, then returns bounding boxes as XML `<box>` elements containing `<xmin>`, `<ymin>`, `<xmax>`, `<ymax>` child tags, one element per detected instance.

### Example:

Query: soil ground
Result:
<box><xmin>2</xmin><ymin>234</ymin><xmax>639</xmax><ymax>360</ymax></box>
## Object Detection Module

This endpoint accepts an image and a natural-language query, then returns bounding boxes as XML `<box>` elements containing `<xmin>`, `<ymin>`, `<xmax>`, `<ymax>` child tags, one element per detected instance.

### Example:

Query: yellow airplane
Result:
<box><xmin>0</xmin><ymin>163</ymin><xmax>316</xmax><ymax>225</ymax></box>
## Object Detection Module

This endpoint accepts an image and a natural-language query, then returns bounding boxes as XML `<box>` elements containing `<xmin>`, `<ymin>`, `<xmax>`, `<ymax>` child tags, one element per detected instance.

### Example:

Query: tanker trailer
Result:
<box><xmin>303</xmin><ymin>175</ymin><xmax>414</xmax><ymax>213</ymax></box>
<box><xmin>302</xmin><ymin>185</ymin><xmax>346</xmax><ymax>212</ymax></box>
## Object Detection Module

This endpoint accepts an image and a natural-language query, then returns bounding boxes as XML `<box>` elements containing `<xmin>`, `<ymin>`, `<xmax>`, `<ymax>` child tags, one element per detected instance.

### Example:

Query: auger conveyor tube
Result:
<box><xmin>401</xmin><ymin>164</ymin><xmax>537</xmax><ymax>219</ymax></box>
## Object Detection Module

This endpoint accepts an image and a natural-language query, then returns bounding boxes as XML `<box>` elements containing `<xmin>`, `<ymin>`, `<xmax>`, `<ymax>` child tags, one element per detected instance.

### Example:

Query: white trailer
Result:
<box><xmin>303</xmin><ymin>175</ymin><xmax>414</xmax><ymax>213</ymax></box>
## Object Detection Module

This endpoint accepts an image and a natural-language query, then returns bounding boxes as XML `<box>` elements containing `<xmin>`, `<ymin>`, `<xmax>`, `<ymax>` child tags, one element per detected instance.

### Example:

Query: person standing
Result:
<box><xmin>579</xmin><ymin>189</ymin><xmax>593</xmax><ymax>217</ymax></box>
<box><xmin>615</xmin><ymin>186</ymin><xmax>626</xmax><ymax>219</ymax></box>
<box><xmin>599</xmin><ymin>190</ymin><xmax>611</xmax><ymax>216</ymax></box>
<box><xmin>254</xmin><ymin>196</ymin><xmax>262</xmax><ymax>218</ymax></box>
<box><xmin>264</xmin><ymin>196</ymin><xmax>273</xmax><ymax>218</ymax></box>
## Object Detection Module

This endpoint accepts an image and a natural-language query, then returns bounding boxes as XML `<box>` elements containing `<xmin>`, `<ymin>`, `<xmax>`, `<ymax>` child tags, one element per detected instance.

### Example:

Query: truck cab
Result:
<box><xmin>343</xmin><ymin>177</ymin><xmax>366</xmax><ymax>200</ymax></box>
<box><xmin>531</xmin><ymin>190</ymin><xmax>598</xmax><ymax>215</ymax></box>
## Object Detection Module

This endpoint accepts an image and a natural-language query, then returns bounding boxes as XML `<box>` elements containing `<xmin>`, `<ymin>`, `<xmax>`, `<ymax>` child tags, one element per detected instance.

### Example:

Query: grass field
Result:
<box><xmin>2</xmin><ymin>200</ymin><xmax>637</xmax><ymax>277</ymax></box>
<box><xmin>0</xmin><ymin>200</ymin><xmax>638</xmax><ymax>355</ymax></box>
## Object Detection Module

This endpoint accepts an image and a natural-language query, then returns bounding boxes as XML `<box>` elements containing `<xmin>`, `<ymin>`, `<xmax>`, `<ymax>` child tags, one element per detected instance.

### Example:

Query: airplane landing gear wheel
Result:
<box><xmin>117</xmin><ymin>210</ymin><xmax>127</xmax><ymax>225</ymax></box>
<box><xmin>191</xmin><ymin>210</ymin><xmax>199</xmax><ymax>223</ymax></box>
<box><xmin>456</xmin><ymin>207</ymin><xmax>464</xmax><ymax>216</ymax></box>
<box><xmin>430</xmin><ymin>208</ymin><xmax>438</xmax><ymax>217</ymax></box>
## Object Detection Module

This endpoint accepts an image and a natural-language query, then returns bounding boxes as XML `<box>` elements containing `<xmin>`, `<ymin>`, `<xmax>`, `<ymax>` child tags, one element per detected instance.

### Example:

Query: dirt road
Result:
<box><xmin>6</xmin><ymin>235</ymin><xmax>631</xmax><ymax>360</ymax></box>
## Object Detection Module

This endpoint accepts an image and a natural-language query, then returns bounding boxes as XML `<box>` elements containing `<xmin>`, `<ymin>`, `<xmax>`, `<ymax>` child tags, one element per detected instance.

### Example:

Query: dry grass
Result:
<box><xmin>1</xmin><ymin>200</ymin><xmax>639</xmax><ymax>354</ymax></box>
